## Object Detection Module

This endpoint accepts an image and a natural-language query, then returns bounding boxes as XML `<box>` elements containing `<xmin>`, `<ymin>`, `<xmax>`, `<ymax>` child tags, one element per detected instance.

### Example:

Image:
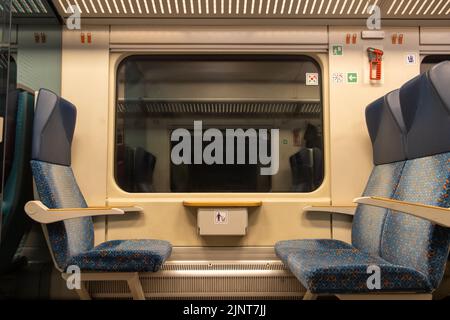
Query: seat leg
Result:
<box><xmin>127</xmin><ymin>273</ymin><xmax>145</xmax><ymax>300</ymax></box>
<box><xmin>75</xmin><ymin>283</ymin><xmax>91</xmax><ymax>300</ymax></box>
<box><xmin>303</xmin><ymin>291</ymin><xmax>318</xmax><ymax>300</ymax></box>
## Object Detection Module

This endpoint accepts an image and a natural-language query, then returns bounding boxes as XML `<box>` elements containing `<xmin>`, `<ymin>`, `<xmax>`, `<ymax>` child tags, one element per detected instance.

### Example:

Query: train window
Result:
<box><xmin>115</xmin><ymin>55</ymin><xmax>324</xmax><ymax>193</ymax></box>
<box><xmin>421</xmin><ymin>55</ymin><xmax>450</xmax><ymax>73</ymax></box>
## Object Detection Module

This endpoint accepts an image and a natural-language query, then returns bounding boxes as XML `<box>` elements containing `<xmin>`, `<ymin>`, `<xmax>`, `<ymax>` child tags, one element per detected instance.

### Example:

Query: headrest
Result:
<box><xmin>32</xmin><ymin>89</ymin><xmax>77</xmax><ymax>166</ymax></box>
<box><xmin>400</xmin><ymin>61</ymin><xmax>450</xmax><ymax>159</ymax></box>
<box><xmin>366</xmin><ymin>89</ymin><xmax>407</xmax><ymax>165</ymax></box>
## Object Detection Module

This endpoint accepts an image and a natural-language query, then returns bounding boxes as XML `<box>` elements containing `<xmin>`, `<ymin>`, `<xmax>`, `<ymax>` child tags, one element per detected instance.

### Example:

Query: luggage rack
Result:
<box><xmin>116</xmin><ymin>99</ymin><xmax>322</xmax><ymax>118</ymax></box>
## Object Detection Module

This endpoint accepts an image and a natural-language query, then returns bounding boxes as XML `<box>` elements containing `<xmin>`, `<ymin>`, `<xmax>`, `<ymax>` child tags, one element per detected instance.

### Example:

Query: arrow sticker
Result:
<box><xmin>347</xmin><ymin>72</ymin><xmax>358</xmax><ymax>84</ymax></box>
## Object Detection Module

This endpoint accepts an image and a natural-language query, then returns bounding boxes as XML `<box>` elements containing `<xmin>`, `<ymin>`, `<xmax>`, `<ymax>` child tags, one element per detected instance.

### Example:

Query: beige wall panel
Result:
<box><xmin>420</xmin><ymin>27</ymin><xmax>450</xmax><ymax>45</ymax></box>
<box><xmin>110</xmin><ymin>26</ymin><xmax>328</xmax><ymax>45</ymax></box>
<box><xmin>329</xmin><ymin>27</ymin><xmax>421</xmax><ymax>240</ymax></box>
<box><xmin>106</xmin><ymin>50</ymin><xmax>332</xmax><ymax>246</ymax></box>
<box><xmin>106</xmin><ymin>200</ymin><xmax>332</xmax><ymax>246</ymax></box>
<box><xmin>61</xmin><ymin>26</ymin><xmax>111</xmax><ymax>244</ymax></box>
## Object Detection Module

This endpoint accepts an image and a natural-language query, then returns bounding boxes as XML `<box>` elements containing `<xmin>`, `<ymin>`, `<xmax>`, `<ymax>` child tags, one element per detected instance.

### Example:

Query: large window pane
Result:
<box><xmin>115</xmin><ymin>55</ymin><xmax>324</xmax><ymax>193</ymax></box>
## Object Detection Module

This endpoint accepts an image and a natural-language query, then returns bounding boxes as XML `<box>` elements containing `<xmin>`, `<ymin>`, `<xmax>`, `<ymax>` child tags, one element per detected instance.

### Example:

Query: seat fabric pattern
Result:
<box><xmin>381</xmin><ymin>153</ymin><xmax>450</xmax><ymax>289</ymax></box>
<box><xmin>275</xmin><ymin>240</ymin><xmax>353</xmax><ymax>265</ymax></box>
<box><xmin>31</xmin><ymin>160</ymin><xmax>94</xmax><ymax>270</ymax></box>
<box><xmin>351</xmin><ymin>161</ymin><xmax>405</xmax><ymax>256</ymax></box>
<box><xmin>68</xmin><ymin>239</ymin><xmax>172</xmax><ymax>272</ymax></box>
<box><xmin>287</xmin><ymin>249</ymin><xmax>432</xmax><ymax>294</ymax></box>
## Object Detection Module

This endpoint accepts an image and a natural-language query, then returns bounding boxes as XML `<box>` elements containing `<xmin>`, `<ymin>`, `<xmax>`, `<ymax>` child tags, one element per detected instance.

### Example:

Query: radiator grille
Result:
<box><xmin>86</xmin><ymin>261</ymin><xmax>306</xmax><ymax>299</ymax></box>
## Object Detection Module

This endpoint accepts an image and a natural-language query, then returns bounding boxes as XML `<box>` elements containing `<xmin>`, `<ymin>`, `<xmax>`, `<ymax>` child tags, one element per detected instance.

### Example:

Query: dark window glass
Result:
<box><xmin>115</xmin><ymin>55</ymin><xmax>324</xmax><ymax>193</ymax></box>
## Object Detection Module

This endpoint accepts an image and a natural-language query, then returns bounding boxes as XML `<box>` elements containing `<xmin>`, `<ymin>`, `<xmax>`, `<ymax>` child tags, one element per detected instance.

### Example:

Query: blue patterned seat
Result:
<box><xmin>276</xmin><ymin>89</ymin><xmax>407</xmax><ymax>264</ymax></box>
<box><xmin>288</xmin><ymin>249</ymin><xmax>431</xmax><ymax>294</ymax></box>
<box><xmin>31</xmin><ymin>89</ymin><xmax>172</xmax><ymax>273</ymax></box>
<box><xmin>282</xmin><ymin>61</ymin><xmax>450</xmax><ymax>296</ymax></box>
<box><xmin>68</xmin><ymin>240</ymin><xmax>172</xmax><ymax>272</ymax></box>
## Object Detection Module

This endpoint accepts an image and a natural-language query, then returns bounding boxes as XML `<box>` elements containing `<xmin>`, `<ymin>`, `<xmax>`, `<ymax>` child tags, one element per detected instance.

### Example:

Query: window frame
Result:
<box><xmin>114</xmin><ymin>54</ymin><xmax>325</xmax><ymax>194</ymax></box>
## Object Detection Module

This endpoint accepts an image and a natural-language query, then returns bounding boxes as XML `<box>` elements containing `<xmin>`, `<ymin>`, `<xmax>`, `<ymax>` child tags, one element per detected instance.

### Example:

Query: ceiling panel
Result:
<box><xmin>52</xmin><ymin>0</ymin><xmax>450</xmax><ymax>19</ymax></box>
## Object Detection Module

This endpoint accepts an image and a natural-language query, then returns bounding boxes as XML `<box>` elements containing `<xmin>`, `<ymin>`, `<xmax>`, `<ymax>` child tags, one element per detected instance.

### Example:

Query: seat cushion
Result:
<box><xmin>68</xmin><ymin>239</ymin><xmax>172</xmax><ymax>272</ymax></box>
<box><xmin>275</xmin><ymin>239</ymin><xmax>353</xmax><ymax>264</ymax></box>
<box><xmin>287</xmin><ymin>249</ymin><xmax>432</xmax><ymax>294</ymax></box>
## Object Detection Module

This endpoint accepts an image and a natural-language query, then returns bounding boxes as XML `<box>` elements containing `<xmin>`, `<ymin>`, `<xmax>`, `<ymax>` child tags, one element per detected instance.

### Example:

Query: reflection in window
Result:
<box><xmin>421</xmin><ymin>55</ymin><xmax>450</xmax><ymax>73</ymax></box>
<box><xmin>115</xmin><ymin>55</ymin><xmax>324</xmax><ymax>193</ymax></box>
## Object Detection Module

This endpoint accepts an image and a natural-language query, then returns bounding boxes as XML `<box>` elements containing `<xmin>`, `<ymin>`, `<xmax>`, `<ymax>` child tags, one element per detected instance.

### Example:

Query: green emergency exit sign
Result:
<box><xmin>332</xmin><ymin>45</ymin><xmax>343</xmax><ymax>56</ymax></box>
<box><xmin>347</xmin><ymin>73</ymin><xmax>358</xmax><ymax>84</ymax></box>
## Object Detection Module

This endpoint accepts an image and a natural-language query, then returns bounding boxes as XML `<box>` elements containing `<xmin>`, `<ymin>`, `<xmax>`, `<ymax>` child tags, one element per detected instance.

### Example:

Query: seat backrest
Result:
<box><xmin>134</xmin><ymin>147</ymin><xmax>156</xmax><ymax>192</ymax></box>
<box><xmin>380</xmin><ymin>61</ymin><xmax>450</xmax><ymax>289</ymax></box>
<box><xmin>351</xmin><ymin>90</ymin><xmax>408</xmax><ymax>256</ymax></box>
<box><xmin>290</xmin><ymin>148</ymin><xmax>323</xmax><ymax>192</ymax></box>
<box><xmin>31</xmin><ymin>89</ymin><xmax>94</xmax><ymax>271</ymax></box>
<box><xmin>0</xmin><ymin>90</ymin><xmax>34</xmax><ymax>272</ymax></box>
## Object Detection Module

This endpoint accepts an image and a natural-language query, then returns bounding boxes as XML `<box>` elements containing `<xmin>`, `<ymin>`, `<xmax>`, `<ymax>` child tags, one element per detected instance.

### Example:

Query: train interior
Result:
<box><xmin>0</xmin><ymin>0</ymin><xmax>449</xmax><ymax>302</ymax></box>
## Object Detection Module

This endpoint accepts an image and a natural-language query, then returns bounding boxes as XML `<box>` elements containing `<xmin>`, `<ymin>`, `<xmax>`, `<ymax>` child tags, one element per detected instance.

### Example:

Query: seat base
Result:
<box><xmin>287</xmin><ymin>249</ymin><xmax>432</xmax><ymax>295</ymax></box>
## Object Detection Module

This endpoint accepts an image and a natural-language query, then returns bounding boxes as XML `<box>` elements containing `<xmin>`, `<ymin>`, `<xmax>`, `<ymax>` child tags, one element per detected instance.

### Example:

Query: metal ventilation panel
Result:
<box><xmin>117</xmin><ymin>100</ymin><xmax>322</xmax><ymax>118</ymax></box>
<box><xmin>52</xmin><ymin>0</ymin><xmax>450</xmax><ymax>20</ymax></box>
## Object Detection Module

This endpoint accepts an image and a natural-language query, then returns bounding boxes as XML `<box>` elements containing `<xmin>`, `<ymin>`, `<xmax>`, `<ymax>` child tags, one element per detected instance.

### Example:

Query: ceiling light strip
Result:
<box><xmin>353</xmin><ymin>0</ymin><xmax>362</xmax><ymax>13</ymax></box>
<box><xmin>394</xmin><ymin>0</ymin><xmax>405</xmax><ymax>15</ymax></box>
<box><xmin>57</xmin><ymin>0</ymin><xmax>67</xmax><ymax>13</ymax></box>
<box><xmin>423</xmin><ymin>0</ymin><xmax>436</xmax><ymax>14</ymax></box>
<box><xmin>159</xmin><ymin>0</ymin><xmax>165</xmax><ymax>14</ymax></box>
<box><xmin>81</xmin><ymin>0</ymin><xmax>90</xmax><ymax>13</ymax></box>
<box><xmin>431</xmin><ymin>0</ymin><xmax>443</xmax><ymax>14</ymax></box>
<box><xmin>303</xmin><ymin>0</ymin><xmax>309</xmax><ymax>14</ymax></box>
<box><xmin>35</xmin><ymin>0</ymin><xmax>48</xmax><ymax>13</ymax></box>
<box><xmin>266</xmin><ymin>0</ymin><xmax>271</xmax><ymax>14</ymax></box>
<box><xmin>135</xmin><ymin>0</ymin><xmax>142</xmax><ymax>14</ymax></box>
<box><xmin>332</xmin><ymin>0</ymin><xmax>341</xmax><ymax>14</ymax></box>
<box><xmin>408</xmin><ymin>0</ymin><xmax>420</xmax><ymax>14</ymax></box>
<box><xmin>340</xmin><ymin>0</ymin><xmax>348</xmax><ymax>14</ymax></box>
<box><xmin>387</xmin><ymin>0</ymin><xmax>397</xmax><ymax>14</ymax></box>
<box><xmin>151</xmin><ymin>0</ymin><xmax>157</xmax><ymax>14</ymax></box>
<box><xmin>438</xmin><ymin>0</ymin><xmax>449</xmax><ymax>14</ymax></box>
<box><xmin>295</xmin><ymin>0</ymin><xmax>302</xmax><ymax>14</ymax></box>
<box><xmin>324</xmin><ymin>0</ymin><xmax>332</xmax><ymax>13</ymax></box>
<box><xmin>112</xmin><ymin>0</ymin><xmax>119</xmax><ymax>13</ymax></box>
<box><xmin>13</xmin><ymin>0</ymin><xmax>25</xmax><ymax>13</ymax></box>
<box><xmin>416</xmin><ymin>0</ymin><xmax>428</xmax><ymax>14</ymax></box>
<box><xmin>347</xmin><ymin>0</ymin><xmax>355</xmax><ymax>14</ymax></box>
<box><xmin>401</xmin><ymin>0</ymin><xmax>412</xmax><ymax>15</ymax></box>
<box><xmin>361</xmin><ymin>0</ymin><xmax>371</xmax><ymax>14</ymax></box>
<box><xmin>310</xmin><ymin>0</ymin><xmax>317</xmax><ymax>13</ymax></box>
<box><xmin>28</xmin><ymin>0</ymin><xmax>40</xmax><ymax>12</ymax></box>
<box><xmin>317</xmin><ymin>0</ymin><xmax>324</xmax><ymax>13</ymax></box>
<box><xmin>89</xmin><ymin>0</ymin><xmax>98</xmax><ymax>13</ymax></box>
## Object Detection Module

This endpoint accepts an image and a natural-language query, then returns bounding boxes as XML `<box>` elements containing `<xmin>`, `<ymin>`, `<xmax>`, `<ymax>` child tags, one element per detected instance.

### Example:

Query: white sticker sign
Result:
<box><xmin>214</xmin><ymin>210</ymin><xmax>228</xmax><ymax>225</ymax></box>
<box><xmin>406</xmin><ymin>53</ymin><xmax>417</xmax><ymax>65</ymax></box>
<box><xmin>306</xmin><ymin>73</ymin><xmax>319</xmax><ymax>86</ymax></box>
<box><xmin>332</xmin><ymin>72</ymin><xmax>345</xmax><ymax>84</ymax></box>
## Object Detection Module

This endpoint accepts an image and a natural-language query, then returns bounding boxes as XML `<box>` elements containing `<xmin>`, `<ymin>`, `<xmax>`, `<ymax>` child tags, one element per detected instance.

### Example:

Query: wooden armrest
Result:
<box><xmin>354</xmin><ymin>197</ymin><xmax>450</xmax><ymax>227</ymax></box>
<box><xmin>303</xmin><ymin>205</ymin><xmax>356</xmax><ymax>216</ymax></box>
<box><xmin>25</xmin><ymin>201</ymin><xmax>128</xmax><ymax>224</ymax></box>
